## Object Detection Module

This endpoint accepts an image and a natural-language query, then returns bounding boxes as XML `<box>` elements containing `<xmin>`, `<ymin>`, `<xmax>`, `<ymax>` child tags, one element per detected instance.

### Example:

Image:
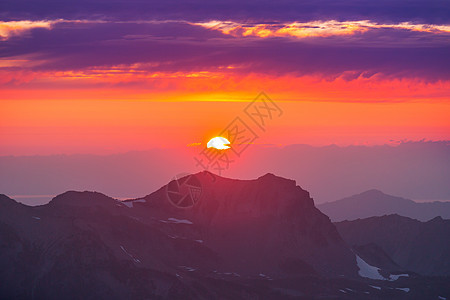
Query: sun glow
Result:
<box><xmin>207</xmin><ymin>137</ymin><xmax>231</xmax><ymax>150</ymax></box>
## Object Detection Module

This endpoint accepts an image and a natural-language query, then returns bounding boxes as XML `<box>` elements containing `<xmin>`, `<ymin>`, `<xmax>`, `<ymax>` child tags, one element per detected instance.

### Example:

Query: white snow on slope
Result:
<box><xmin>259</xmin><ymin>273</ymin><xmax>273</xmax><ymax>280</ymax></box>
<box><xmin>390</xmin><ymin>273</ymin><xmax>409</xmax><ymax>280</ymax></box>
<box><xmin>168</xmin><ymin>218</ymin><xmax>193</xmax><ymax>224</ymax></box>
<box><xmin>356</xmin><ymin>255</ymin><xmax>385</xmax><ymax>280</ymax></box>
<box><xmin>396</xmin><ymin>287</ymin><xmax>410</xmax><ymax>292</ymax></box>
<box><xmin>32</xmin><ymin>216</ymin><xmax>41</xmax><ymax>220</ymax></box>
<box><xmin>120</xmin><ymin>245</ymin><xmax>141</xmax><ymax>263</ymax></box>
<box><xmin>356</xmin><ymin>255</ymin><xmax>410</xmax><ymax>281</ymax></box>
<box><xmin>179</xmin><ymin>265</ymin><xmax>196</xmax><ymax>272</ymax></box>
<box><xmin>160</xmin><ymin>218</ymin><xmax>193</xmax><ymax>224</ymax></box>
<box><xmin>213</xmin><ymin>270</ymin><xmax>240</xmax><ymax>277</ymax></box>
<box><xmin>122</xmin><ymin>199</ymin><xmax>145</xmax><ymax>208</ymax></box>
<box><xmin>370</xmin><ymin>285</ymin><xmax>382</xmax><ymax>290</ymax></box>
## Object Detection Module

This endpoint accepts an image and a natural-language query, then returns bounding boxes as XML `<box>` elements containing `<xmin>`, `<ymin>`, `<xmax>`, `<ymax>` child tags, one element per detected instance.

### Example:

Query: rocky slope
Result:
<box><xmin>336</xmin><ymin>214</ymin><xmax>450</xmax><ymax>276</ymax></box>
<box><xmin>1</xmin><ymin>173</ymin><xmax>449</xmax><ymax>299</ymax></box>
<box><xmin>128</xmin><ymin>172</ymin><xmax>358</xmax><ymax>278</ymax></box>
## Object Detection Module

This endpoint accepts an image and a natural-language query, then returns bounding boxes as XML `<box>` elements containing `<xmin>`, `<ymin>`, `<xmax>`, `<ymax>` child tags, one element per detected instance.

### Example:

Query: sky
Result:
<box><xmin>1</xmin><ymin>0</ymin><xmax>450</xmax><ymax>156</ymax></box>
<box><xmin>1</xmin><ymin>142</ymin><xmax>449</xmax><ymax>204</ymax></box>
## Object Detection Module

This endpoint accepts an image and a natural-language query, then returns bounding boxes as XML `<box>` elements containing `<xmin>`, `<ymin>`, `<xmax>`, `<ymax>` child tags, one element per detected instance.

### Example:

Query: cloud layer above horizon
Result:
<box><xmin>1</xmin><ymin>0</ymin><xmax>449</xmax><ymax>89</ymax></box>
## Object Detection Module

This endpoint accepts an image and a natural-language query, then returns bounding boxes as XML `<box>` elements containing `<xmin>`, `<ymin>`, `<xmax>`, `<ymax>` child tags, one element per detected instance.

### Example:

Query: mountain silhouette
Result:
<box><xmin>318</xmin><ymin>189</ymin><xmax>450</xmax><ymax>222</ymax></box>
<box><xmin>124</xmin><ymin>172</ymin><xmax>358</xmax><ymax>278</ymax></box>
<box><xmin>1</xmin><ymin>173</ymin><xmax>449</xmax><ymax>299</ymax></box>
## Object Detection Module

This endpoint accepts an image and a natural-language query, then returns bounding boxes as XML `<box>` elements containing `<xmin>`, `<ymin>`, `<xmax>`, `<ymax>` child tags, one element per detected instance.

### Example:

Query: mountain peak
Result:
<box><xmin>49</xmin><ymin>191</ymin><xmax>116</xmax><ymax>207</ymax></box>
<box><xmin>139</xmin><ymin>172</ymin><xmax>357</xmax><ymax>277</ymax></box>
<box><xmin>257</xmin><ymin>172</ymin><xmax>296</xmax><ymax>184</ymax></box>
<box><xmin>257</xmin><ymin>172</ymin><xmax>279</xmax><ymax>179</ymax></box>
<box><xmin>360</xmin><ymin>189</ymin><xmax>386</xmax><ymax>196</ymax></box>
<box><xmin>427</xmin><ymin>216</ymin><xmax>444</xmax><ymax>223</ymax></box>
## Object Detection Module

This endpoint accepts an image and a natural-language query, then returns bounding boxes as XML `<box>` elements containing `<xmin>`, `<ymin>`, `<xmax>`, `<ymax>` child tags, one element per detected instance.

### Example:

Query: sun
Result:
<box><xmin>207</xmin><ymin>136</ymin><xmax>230</xmax><ymax>150</ymax></box>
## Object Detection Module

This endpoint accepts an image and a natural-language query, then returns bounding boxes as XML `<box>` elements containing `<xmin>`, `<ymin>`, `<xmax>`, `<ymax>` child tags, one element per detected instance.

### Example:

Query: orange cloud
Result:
<box><xmin>193</xmin><ymin>20</ymin><xmax>450</xmax><ymax>38</ymax></box>
<box><xmin>0</xmin><ymin>20</ymin><xmax>56</xmax><ymax>40</ymax></box>
<box><xmin>1</xmin><ymin>69</ymin><xmax>449</xmax><ymax>104</ymax></box>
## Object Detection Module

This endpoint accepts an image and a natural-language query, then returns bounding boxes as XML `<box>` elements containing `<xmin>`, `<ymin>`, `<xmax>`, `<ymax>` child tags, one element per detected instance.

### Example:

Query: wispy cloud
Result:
<box><xmin>194</xmin><ymin>20</ymin><xmax>450</xmax><ymax>38</ymax></box>
<box><xmin>0</xmin><ymin>20</ymin><xmax>55</xmax><ymax>40</ymax></box>
<box><xmin>0</xmin><ymin>19</ymin><xmax>448</xmax><ymax>76</ymax></box>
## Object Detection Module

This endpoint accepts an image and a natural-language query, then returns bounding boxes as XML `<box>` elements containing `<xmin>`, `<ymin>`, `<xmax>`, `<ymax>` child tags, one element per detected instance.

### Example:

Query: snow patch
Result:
<box><xmin>213</xmin><ymin>270</ymin><xmax>240</xmax><ymax>277</ymax></box>
<box><xmin>259</xmin><ymin>273</ymin><xmax>273</xmax><ymax>280</ymax></box>
<box><xmin>122</xmin><ymin>199</ymin><xmax>145</xmax><ymax>208</ymax></box>
<box><xmin>356</xmin><ymin>255</ymin><xmax>385</xmax><ymax>280</ymax></box>
<box><xmin>396</xmin><ymin>288</ymin><xmax>410</xmax><ymax>293</ymax></box>
<box><xmin>356</xmin><ymin>255</ymin><xmax>409</xmax><ymax>281</ymax></box>
<box><xmin>168</xmin><ymin>218</ymin><xmax>193</xmax><ymax>224</ymax></box>
<box><xmin>390</xmin><ymin>273</ymin><xmax>409</xmax><ymax>280</ymax></box>
<box><xmin>438</xmin><ymin>296</ymin><xmax>446</xmax><ymax>300</ymax></box>
<box><xmin>179</xmin><ymin>266</ymin><xmax>196</xmax><ymax>272</ymax></box>
<box><xmin>32</xmin><ymin>216</ymin><xmax>40</xmax><ymax>220</ymax></box>
<box><xmin>195</xmin><ymin>239</ymin><xmax>203</xmax><ymax>243</ymax></box>
<box><xmin>120</xmin><ymin>245</ymin><xmax>141</xmax><ymax>263</ymax></box>
<box><xmin>160</xmin><ymin>218</ymin><xmax>193</xmax><ymax>224</ymax></box>
<box><xmin>370</xmin><ymin>285</ymin><xmax>382</xmax><ymax>290</ymax></box>
<box><xmin>339</xmin><ymin>290</ymin><xmax>347</xmax><ymax>293</ymax></box>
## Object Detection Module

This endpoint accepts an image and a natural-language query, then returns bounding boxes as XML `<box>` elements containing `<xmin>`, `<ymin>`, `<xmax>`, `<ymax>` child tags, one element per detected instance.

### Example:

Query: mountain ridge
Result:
<box><xmin>1</xmin><ymin>173</ymin><xmax>449</xmax><ymax>298</ymax></box>
<box><xmin>318</xmin><ymin>189</ymin><xmax>450</xmax><ymax>222</ymax></box>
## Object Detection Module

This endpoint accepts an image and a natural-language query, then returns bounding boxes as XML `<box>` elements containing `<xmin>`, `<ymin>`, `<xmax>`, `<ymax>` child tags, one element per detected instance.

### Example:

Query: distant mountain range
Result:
<box><xmin>1</xmin><ymin>173</ymin><xmax>449</xmax><ymax>299</ymax></box>
<box><xmin>1</xmin><ymin>141</ymin><xmax>449</xmax><ymax>205</ymax></box>
<box><xmin>336</xmin><ymin>214</ymin><xmax>450</xmax><ymax>276</ymax></box>
<box><xmin>318</xmin><ymin>189</ymin><xmax>450</xmax><ymax>222</ymax></box>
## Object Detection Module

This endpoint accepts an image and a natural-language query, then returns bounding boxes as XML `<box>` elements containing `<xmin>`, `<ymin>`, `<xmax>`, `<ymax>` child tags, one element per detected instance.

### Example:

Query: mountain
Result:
<box><xmin>318</xmin><ymin>189</ymin><xmax>450</xmax><ymax>222</ymax></box>
<box><xmin>127</xmin><ymin>172</ymin><xmax>361</xmax><ymax>278</ymax></box>
<box><xmin>335</xmin><ymin>214</ymin><xmax>450</xmax><ymax>276</ymax></box>
<box><xmin>1</xmin><ymin>173</ymin><xmax>449</xmax><ymax>299</ymax></box>
<box><xmin>2</xmin><ymin>141</ymin><xmax>449</xmax><ymax>206</ymax></box>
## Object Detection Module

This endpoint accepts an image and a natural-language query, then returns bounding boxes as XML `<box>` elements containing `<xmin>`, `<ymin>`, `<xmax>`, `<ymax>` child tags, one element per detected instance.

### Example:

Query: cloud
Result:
<box><xmin>0</xmin><ymin>19</ymin><xmax>448</xmax><ymax>83</ymax></box>
<box><xmin>0</xmin><ymin>20</ymin><xmax>54</xmax><ymax>40</ymax></box>
<box><xmin>194</xmin><ymin>20</ymin><xmax>450</xmax><ymax>39</ymax></box>
<box><xmin>1</xmin><ymin>0</ymin><xmax>449</xmax><ymax>25</ymax></box>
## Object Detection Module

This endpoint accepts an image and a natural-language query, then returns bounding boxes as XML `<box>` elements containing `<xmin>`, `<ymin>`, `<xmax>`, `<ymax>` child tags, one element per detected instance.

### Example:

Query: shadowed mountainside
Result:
<box><xmin>1</xmin><ymin>173</ymin><xmax>449</xmax><ymax>299</ymax></box>
<box><xmin>336</xmin><ymin>214</ymin><xmax>450</xmax><ymax>276</ymax></box>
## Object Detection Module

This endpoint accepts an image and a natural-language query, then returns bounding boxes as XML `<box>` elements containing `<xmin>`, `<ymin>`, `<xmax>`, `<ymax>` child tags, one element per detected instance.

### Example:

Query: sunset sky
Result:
<box><xmin>1</xmin><ymin>0</ymin><xmax>449</xmax><ymax>155</ymax></box>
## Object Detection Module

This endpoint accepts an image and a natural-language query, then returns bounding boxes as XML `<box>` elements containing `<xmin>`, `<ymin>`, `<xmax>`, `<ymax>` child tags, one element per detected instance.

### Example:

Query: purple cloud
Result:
<box><xmin>1</xmin><ymin>0</ymin><xmax>449</xmax><ymax>24</ymax></box>
<box><xmin>0</xmin><ymin>20</ymin><xmax>449</xmax><ymax>82</ymax></box>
